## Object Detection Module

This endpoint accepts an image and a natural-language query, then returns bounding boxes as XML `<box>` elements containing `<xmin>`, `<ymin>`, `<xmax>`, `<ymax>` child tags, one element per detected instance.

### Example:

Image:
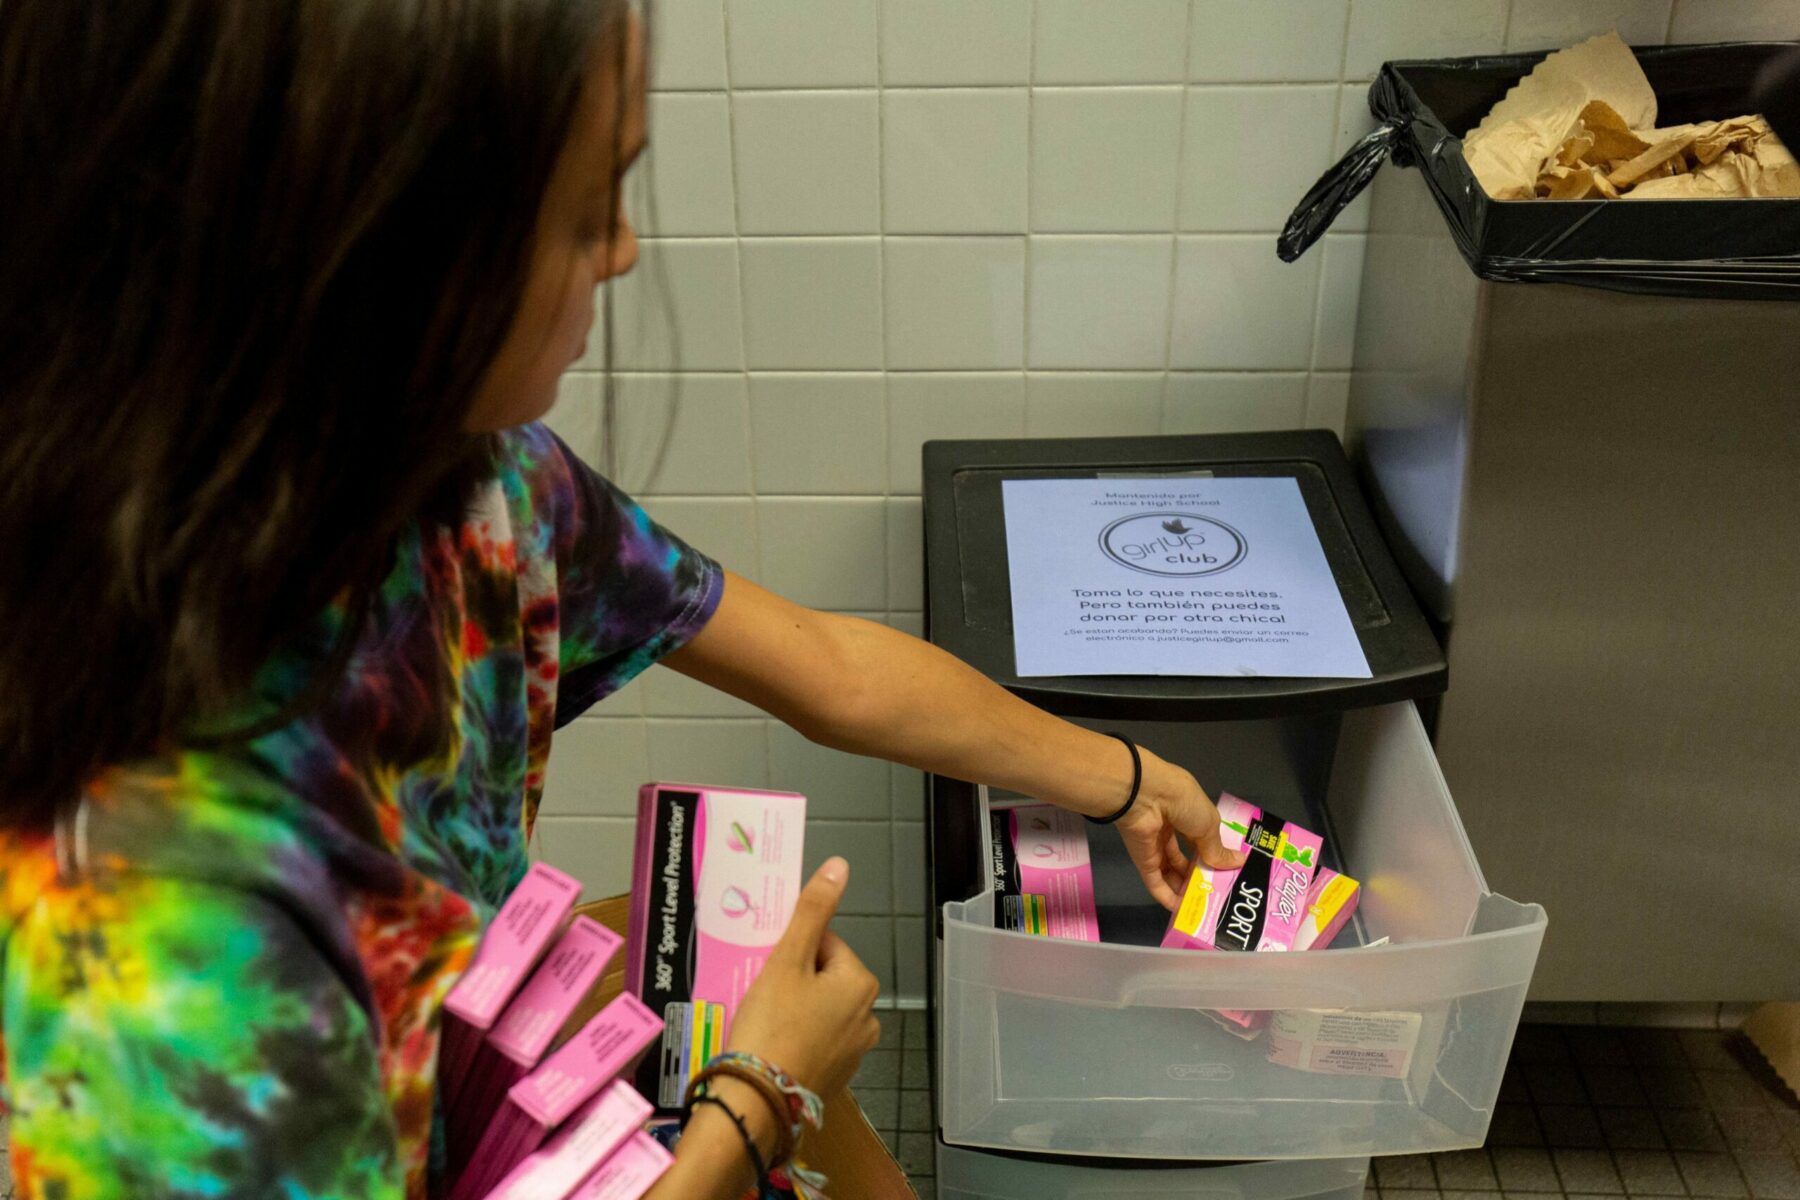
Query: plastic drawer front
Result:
<box><xmin>936</xmin><ymin>702</ymin><xmax>1545</xmax><ymax>1161</ymax></box>
<box><xmin>938</xmin><ymin>1144</ymin><xmax>1370</xmax><ymax>1200</ymax></box>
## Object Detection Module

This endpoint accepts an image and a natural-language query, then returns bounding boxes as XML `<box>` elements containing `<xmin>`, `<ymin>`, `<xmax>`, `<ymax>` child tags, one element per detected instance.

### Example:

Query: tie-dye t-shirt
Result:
<box><xmin>0</xmin><ymin>424</ymin><xmax>722</xmax><ymax>1200</ymax></box>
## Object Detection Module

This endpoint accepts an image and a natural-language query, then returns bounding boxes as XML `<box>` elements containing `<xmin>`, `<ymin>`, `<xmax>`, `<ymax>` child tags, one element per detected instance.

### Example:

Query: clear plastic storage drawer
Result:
<box><xmin>937</xmin><ymin>1143</ymin><xmax>1370</xmax><ymax>1200</ymax></box>
<box><xmin>935</xmin><ymin>702</ymin><xmax>1546</xmax><ymax>1162</ymax></box>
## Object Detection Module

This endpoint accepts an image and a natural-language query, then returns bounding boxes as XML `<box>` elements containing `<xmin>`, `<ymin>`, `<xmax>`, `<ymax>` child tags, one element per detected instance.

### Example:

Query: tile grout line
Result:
<box><xmin>1156</xmin><ymin>0</ymin><xmax>1202</xmax><ymax>422</ymax></box>
<box><xmin>647</xmin><ymin>79</ymin><xmax>1358</xmax><ymax>96</ymax></box>
<box><xmin>1021</xmin><ymin>0</ymin><xmax>1041</xmax><ymax>379</ymax></box>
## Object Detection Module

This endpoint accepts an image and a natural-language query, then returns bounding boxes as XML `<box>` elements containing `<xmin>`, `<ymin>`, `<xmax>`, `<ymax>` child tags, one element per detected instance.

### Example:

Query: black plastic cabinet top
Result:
<box><xmin>922</xmin><ymin>430</ymin><xmax>1447</xmax><ymax>722</ymax></box>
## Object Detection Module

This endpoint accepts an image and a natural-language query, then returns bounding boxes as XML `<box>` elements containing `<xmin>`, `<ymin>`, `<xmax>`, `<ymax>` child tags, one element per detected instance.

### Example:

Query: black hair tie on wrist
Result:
<box><xmin>686</xmin><ymin>1091</ymin><xmax>770</xmax><ymax>1194</ymax></box>
<box><xmin>1086</xmin><ymin>732</ymin><xmax>1141</xmax><ymax>825</ymax></box>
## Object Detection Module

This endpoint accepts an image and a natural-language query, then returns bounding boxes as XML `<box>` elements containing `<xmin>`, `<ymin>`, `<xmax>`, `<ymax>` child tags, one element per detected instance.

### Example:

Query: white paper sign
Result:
<box><xmin>1001</xmin><ymin>477</ymin><xmax>1372</xmax><ymax>679</ymax></box>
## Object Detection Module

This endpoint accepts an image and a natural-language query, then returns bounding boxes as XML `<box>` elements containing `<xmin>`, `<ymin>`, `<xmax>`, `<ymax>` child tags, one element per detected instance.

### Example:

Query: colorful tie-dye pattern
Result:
<box><xmin>0</xmin><ymin>424</ymin><xmax>722</xmax><ymax>1200</ymax></box>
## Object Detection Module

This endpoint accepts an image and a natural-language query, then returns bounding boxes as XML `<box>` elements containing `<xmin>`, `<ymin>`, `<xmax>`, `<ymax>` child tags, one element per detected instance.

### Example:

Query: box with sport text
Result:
<box><xmin>625</xmin><ymin>783</ymin><xmax>806</xmax><ymax>1114</ymax></box>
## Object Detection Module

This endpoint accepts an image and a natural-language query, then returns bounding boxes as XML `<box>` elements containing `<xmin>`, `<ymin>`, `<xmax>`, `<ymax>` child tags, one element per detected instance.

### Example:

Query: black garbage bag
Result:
<box><xmin>1278</xmin><ymin>42</ymin><xmax>1800</xmax><ymax>301</ymax></box>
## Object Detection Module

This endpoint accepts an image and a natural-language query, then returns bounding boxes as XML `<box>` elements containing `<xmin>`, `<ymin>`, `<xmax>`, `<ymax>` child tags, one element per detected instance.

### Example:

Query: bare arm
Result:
<box><xmin>643</xmin><ymin>1075</ymin><xmax>777</xmax><ymax>1200</ymax></box>
<box><xmin>664</xmin><ymin>572</ymin><xmax>1241</xmax><ymax>907</ymax></box>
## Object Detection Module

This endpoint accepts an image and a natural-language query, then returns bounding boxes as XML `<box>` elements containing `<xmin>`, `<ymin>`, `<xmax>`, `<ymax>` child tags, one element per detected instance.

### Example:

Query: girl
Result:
<box><xmin>0</xmin><ymin>3</ymin><xmax>1241</xmax><ymax>1197</ymax></box>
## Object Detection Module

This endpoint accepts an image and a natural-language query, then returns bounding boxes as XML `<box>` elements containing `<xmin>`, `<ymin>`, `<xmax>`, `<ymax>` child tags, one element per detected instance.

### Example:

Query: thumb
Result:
<box><xmin>1191</xmin><ymin>818</ymin><xmax>1249</xmax><ymax>871</ymax></box>
<box><xmin>773</xmin><ymin>857</ymin><xmax>849</xmax><ymax>968</ymax></box>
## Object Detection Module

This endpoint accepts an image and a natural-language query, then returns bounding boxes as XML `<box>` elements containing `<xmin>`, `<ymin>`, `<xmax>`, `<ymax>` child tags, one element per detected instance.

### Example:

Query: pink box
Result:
<box><xmin>442</xmin><ymin>862</ymin><xmax>581</xmax><ymax>1105</ymax></box>
<box><xmin>1291</xmin><ymin>867</ymin><xmax>1361</xmax><ymax>953</ymax></box>
<box><xmin>989</xmin><ymin>804</ymin><xmax>1099</xmax><ymax>942</ymax></box>
<box><xmin>1214</xmin><ymin>866</ymin><xmax>1361</xmax><ymax>1035</ymax></box>
<box><xmin>478</xmin><ymin>1080</ymin><xmax>651</xmax><ymax>1200</ymax></box>
<box><xmin>566</xmin><ymin>1131</ymin><xmax>674</xmax><ymax>1200</ymax></box>
<box><xmin>450</xmin><ymin>994</ymin><xmax>663</xmax><ymax>1200</ymax></box>
<box><xmin>1161</xmin><ymin>794</ymin><xmax>1323</xmax><ymax>955</ymax></box>
<box><xmin>626</xmin><ymin>783</ymin><xmax>805</xmax><ymax>1112</ymax></box>
<box><xmin>451</xmin><ymin>917</ymin><xmax>624</xmax><ymax>1157</ymax></box>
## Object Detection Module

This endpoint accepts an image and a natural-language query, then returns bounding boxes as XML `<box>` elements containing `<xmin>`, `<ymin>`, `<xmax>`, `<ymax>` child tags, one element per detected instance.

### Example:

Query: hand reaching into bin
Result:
<box><xmin>1108</xmin><ymin>748</ymin><xmax>1250</xmax><ymax>911</ymax></box>
<box><xmin>667</xmin><ymin>570</ymin><xmax>1250</xmax><ymax>914</ymax></box>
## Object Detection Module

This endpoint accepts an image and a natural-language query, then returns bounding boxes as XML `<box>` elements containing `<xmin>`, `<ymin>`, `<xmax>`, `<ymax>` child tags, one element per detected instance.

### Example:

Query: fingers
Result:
<box><xmin>819</xmin><ymin>933</ymin><xmax>882</xmax><ymax>1004</ymax></box>
<box><xmin>815</xmin><ymin>928</ymin><xmax>854</xmax><ymax>971</ymax></box>
<box><xmin>772</xmin><ymin>857</ymin><xmax>849</xmax><ymax>968</ymax></box>
<box><xmin>1120</xmin><ymin>826</ymin><xmax>1182</xmax><ymax>911</ymax></box>
<box><xmin>1191</xmin><ymin>820</ymin><xmax>1249</xmax><ymax>871</ymax></box>
<box><xmin>819</xmin><ymin>930</ymin><xmax>882</xmax><ymax>1008</ymax></box>
<box><xmin>1163</xmin><ymin>831</ymin><xmax>1192</xmax><ymax>878</ymax></box>
<box><xmin>1137</xmin><ymin>863</ymin><xmax>1180</xmax><ymax>911</ymax></box>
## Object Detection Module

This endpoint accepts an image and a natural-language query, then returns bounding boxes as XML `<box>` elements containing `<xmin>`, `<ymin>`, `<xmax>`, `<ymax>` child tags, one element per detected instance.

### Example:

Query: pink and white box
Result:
<box><xmin>442</xmin><ymin>862</ymin><xmax>581</xmax><ymax>1107</ymax></box>
<box><xmin>451</xmin><ymin>916</ymin><xmax>624</xmax><ymax>1156</ymax></box>
<box><xmin>1291</xmin><ymin>867</ymin><xmax>1361</xmax><ymax>953</ymax></box>
<box><xmin>450</xmin><ymin>993</ymin><xmax>664</xmax><ymax>1200</ymax></box>
<box><xmin>626</xmin><ymin>783</ymin><xmax>806</xmax><ymax>1112</ymax></box>
<box><xmin>566</xmin><ymin>1132</ymin><xmax>675</xmax><ymax>1200</ymax></box>
<box><xmin>1162</xmin><ymin>795</ymin><xmax>1326</xmax><ymax>1032</ymax></box>
<box><xmin>1161</xmin><ymin>794</ymin><xmax>1323</xmax><ymax>955</ymax></box>
<box><xmin>988</xmin><ymin>803</ymin><xmax>1100</xmax><ymax>942</ymax></box>
<box><xmin>478</xmin><ymin>1080</ymin><xmax>652</xmax><ymax>1200</ymax></box>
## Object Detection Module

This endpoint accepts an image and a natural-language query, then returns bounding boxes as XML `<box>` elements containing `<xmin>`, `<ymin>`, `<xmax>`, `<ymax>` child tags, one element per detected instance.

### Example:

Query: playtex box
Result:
<box><xmin>626</xmin><ymin>783</ymin><xmax>806</xmax><ymax>1113</ymax></box>
<box><xmin>1292</xmin><ymin>867</ymin><xmax>1361</xmax><ymax>953</ymax></box>
<box><xmin>988</xmin><ymin>803</ymin><xmax>1100</xmax><ymax>941</ymax></box>
<box><xmin>1162</xmin><ymin>793</ymin><xmax>1324</xmax><ymax>955</ymax></box>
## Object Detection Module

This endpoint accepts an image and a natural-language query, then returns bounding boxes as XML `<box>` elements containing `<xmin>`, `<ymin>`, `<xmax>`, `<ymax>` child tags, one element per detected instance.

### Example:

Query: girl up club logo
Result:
<box><xmin>1099</xmin><ymin>512</ymin><xmax>1248</xmax><ymax>578</ymax></box>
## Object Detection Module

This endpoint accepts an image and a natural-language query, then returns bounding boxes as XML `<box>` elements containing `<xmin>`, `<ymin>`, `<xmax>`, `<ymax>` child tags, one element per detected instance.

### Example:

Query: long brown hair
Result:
<box><xmin>0</xmin><ymin>0</ymin><xmax>629</xmax><ymax>823</ymax></box>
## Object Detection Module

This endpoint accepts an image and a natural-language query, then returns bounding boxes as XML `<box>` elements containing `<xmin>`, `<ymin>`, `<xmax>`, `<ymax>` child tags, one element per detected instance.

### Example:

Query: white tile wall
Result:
<box><xmin>544</xmin><ymin>0</ymin><xmax>1780</xmax><ymax>1001</ymax></box>
<box><xmin>637</xmin><ymin>94</ymin><xmax>735</xmax><ymax>236</ymax></box>
<box><xmin>1506</xmin><ymin>0</ymin><xmax>1674</xmax><ymax>49</ymax></box>
<box><xmin>1034</xmin><ymin>0</ymin><xmax>1191</xmax><ymax>83</ymax></box>
<box><xmin>884</xmin><ymin>237</ymin><xmax>1026</xmax><ymax>368</ymax></box>
<box><xmin>732</xmin><ymin>91</ymin><xmax>881</xmax><ymax>234</ymax></box>
<box><xmin>1313</xmin><ymin>235</ymin><xmax>1368</xmax><ymax>371</ymax></box>
<box><xmin>1343</xmin><ymin>0</ymin><xmax>1511</xmax><ymax>79</ymax></box>
<box><xmin>1164</xmin><ymin>372</ymin><xmax>1309</xmax><ymax>433</ymax></box>
<box><xmin>1030</xmin><ymin>87</ymin><xmax>1184</xmax><ymax>231</ymax></box>
<box><xmin>1026</xmin><ymin>372</ymin><xmax>1165</xmax><ymax>438</ymax></box>
<box><xmin>739</xmin><ymin>238</ymin><xmax>884</xmax><ymax>368</ymax></box>
<box><xmin>608</xmin><ymin>239</ymin><xmax>743</xmax><ymax>370</ymax></box>
<box><xmin>1667</xmin><ymin>0</ymin><xmax>1800</xmax><ymax>43</ymax></box>
<box><xmin>886</xmin><ymin>373</ymin><xmax>1025</xmax><ymax>492</ymax></box>
<box><xmin>1188</xmin><ymin>1</ymin><xmax>1350</xmax><ymax>82</ymax></box>
<box><xmin>756</xmin><ymin>496</ymin><xmax>888</xmax><ymax>609</ymax></box>
<box><xmin>612</xmin><ymin>373</ymin><xmax>752</xmax><ymax>496</ymax></box>
<box><xmin>541</xmin><ymin>720</ymin><xmax>649</xmax><ymax>818</ymax></box>
<box><xmin>880</xmin><ymin>0</ymin><xmax>1033</xmax><ymax>85</ymax></box>
<box><xmin>748</xmin><ymin>373</ymin><xmax>886</xmax><ymax>494</ymax></box>
<box><xmin>882</xmin><ymin>89</ymin><xmax>1029</xmax><ymax>233</ymax></box>
<box><xmin>650</xmin><ymin>0</ymin><xmax>727</xmax><ymax>90</ymax></box>
<box><xmin>1027</xmin><ymin>235</ymin><xmax>1174</xmax><ymax>368</ymax></box>
<box><xmin>725</xmin><ymin>0</ymin><xmax>878</xmax><ymax>88</ymax></box>
<box><xmin>769</xmin><ymin>724</ymin><xmax>894</xmax><ymax>819</ymax></box>
<box><xmin>1171</xmin><ymin>235</ymin><xmax>1320</xmax><ymax>369</ymax></box>
<box><xmin>1179</xmin><ymin>86</ymin><xmax>1340</xmax><ymax>232</ymax></box>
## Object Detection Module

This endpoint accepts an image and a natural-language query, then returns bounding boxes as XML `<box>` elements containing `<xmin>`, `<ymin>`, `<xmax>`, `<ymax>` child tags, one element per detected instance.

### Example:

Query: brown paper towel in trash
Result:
<box><xmin>1462</xmin><ymin>31</ymin><xmax>1800</xmax><ymax>200</ymax></box>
